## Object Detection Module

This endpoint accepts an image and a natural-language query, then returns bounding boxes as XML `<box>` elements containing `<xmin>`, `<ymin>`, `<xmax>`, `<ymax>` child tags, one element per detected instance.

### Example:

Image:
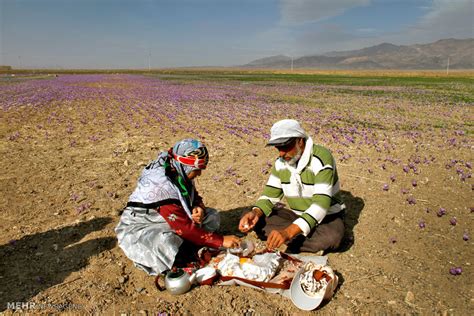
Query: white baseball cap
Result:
<box><xmin>290</xmin><ymin>266</ymin><xmax>338</xmax><ymax>311</ymax></box>
<box><xmin>267</xmin><ymin>119</ymin><xmax>307</xmax><ymax>146</ymax></box>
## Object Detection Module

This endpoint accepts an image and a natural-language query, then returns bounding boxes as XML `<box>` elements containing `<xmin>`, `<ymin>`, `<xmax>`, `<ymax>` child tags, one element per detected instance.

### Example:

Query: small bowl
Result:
<box><xmin>195</xmin><ymin>267</ymin><xmax>218</xmax><ymax>286</ymax></box>
<box><xmin>228</xmin><ymin>240</ymin><xmax>255</xmax><ymax>256</ymax></box>
<box><xmin>241</xmin><ymin>240</ymin><xmax>254</xmax><ymax>256</ymax></box>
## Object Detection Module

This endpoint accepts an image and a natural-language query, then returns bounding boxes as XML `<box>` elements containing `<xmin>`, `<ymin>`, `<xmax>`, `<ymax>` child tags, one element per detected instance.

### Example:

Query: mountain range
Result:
<box><xmin>243</xmin><ymin>38</ymin><xmax>473</xmax><ymax>70</ymax></box>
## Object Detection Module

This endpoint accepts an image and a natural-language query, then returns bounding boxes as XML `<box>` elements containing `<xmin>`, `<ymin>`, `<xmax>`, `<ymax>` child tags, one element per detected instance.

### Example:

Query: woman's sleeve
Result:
<box><xmin>158</xmin><ymin>203</ymin><xmax>223</xmax><ymax>248</ymax></box>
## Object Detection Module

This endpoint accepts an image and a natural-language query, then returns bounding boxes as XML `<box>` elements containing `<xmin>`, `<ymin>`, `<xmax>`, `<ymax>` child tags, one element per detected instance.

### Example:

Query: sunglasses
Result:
<box><xmin>275</xmin><ymin>139</ymin><xmax>297</xmax><ymax>151</ymax></box>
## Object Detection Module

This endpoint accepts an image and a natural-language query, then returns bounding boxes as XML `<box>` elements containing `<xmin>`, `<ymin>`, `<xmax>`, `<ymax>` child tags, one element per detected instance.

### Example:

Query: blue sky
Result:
<box><xmin>1</xmin><ymin>0</ymin><xmax>472</xmax><ymax>69</ymax></box>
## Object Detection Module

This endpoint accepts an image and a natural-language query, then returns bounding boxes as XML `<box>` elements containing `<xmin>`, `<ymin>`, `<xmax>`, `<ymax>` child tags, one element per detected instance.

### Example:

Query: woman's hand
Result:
<box><xmin>192</xmin><ymin>206</ymin><xmax>206</xmax><ymax>224</ymax></box>
<box><xmin>238</xmin><ymin>207</ymin><xmax>263</xmax><ymax>232</ymax></box>
<box><xmin>223</xmin><ymin>235</ymin><xmax>240</xmax><ymax>248</ymax></box>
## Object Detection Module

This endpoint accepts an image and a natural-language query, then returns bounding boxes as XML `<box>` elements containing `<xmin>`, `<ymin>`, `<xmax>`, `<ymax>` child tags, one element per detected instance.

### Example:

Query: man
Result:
<box><xmin>239</xmin><ymin>119</ymin><xmax>345</xmax><ymax>254</ymax></box>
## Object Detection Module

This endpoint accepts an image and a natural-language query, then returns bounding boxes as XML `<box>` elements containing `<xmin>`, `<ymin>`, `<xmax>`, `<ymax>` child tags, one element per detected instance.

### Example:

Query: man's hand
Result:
<box><xmin>267</xmin><ymin>229</ymin><xmax>291</xmax><ymax>249</ymax></box>
<box><xmin>266</xmin><ymin>224</ymin><xmax>302</xmax><ymax>249</ymax></box>
<box><xmin>239</xmin><ymin>207</ymin><xmax>263</xmax><ymax>233</ymax></box>
<box><xmin>192</xmin><ymin>206</ymin><xmax>206</xmax><ymax>224</ymax></box>
<box><xmin>223</xmin><ymin>235</ymin><xmax>240</xmax><ymax>248</ymax></box>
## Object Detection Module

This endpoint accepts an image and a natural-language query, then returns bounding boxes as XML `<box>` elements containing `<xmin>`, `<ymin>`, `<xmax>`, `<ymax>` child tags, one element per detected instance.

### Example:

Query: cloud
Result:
<box><xmin>294</xmin><ymin>24</ymin><xmax>376</xmax><ymax>55</ymax></box>
<box><xmin>406</xmin><ymin>0</ymin><xmax>474</xmax><ymax>42</ymax></box>
<box><xmin>366</xmin><ymin>0</ymin><xmax>473</xmax><ymax>47</ymax></box>
<box><xmin>279</xmin><ymin>0</ymin><xmax>370</xmax><ymax>25</ymax></box>
<box><xmin>291</xmin><ymin>0</ymin><xmax>473</xmax><ymax>56</ymax></box>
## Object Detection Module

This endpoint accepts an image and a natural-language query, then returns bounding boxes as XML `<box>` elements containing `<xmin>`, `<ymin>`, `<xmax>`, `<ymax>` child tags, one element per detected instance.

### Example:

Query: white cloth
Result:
<box><xmin>283</xmin><ymin>136</ymin><xmax>314</xmax><ymax>196</ymax></box>
<box><xmin>217</xmin><ymin>252</ymin><xmax>282</xmax><ymax>282</ymax></box>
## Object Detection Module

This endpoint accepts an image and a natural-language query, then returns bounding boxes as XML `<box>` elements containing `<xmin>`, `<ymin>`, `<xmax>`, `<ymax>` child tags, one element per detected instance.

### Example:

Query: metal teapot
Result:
<box><xmin>164</xmin><ymin>269</ymin><xmax>196</xmax><ymax>295</ymax></box>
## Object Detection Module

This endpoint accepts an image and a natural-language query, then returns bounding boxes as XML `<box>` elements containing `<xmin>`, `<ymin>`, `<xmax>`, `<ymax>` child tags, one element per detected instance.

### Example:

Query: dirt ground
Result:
<box><xmin>0</xmin><ymin>73</ymin><xmax>472</xmax><ymax>315</ymax></box>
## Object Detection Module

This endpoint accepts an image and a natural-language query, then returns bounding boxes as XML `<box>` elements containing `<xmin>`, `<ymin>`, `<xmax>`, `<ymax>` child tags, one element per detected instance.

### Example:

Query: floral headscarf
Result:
<box><xmin>164</xmin><ymin>139</ymin><xmax>209</xmax><ymax>209</ymax></box>
<box><xmin>171</xmin><ymin>138</ymin><xmax>209</xmax><ymax>176</ymax></box>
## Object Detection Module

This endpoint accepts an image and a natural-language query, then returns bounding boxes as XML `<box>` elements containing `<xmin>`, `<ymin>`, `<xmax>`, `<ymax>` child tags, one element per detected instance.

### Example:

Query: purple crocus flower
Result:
<box><xmin>383</xmin><ymin>184</ymin><xmax>389</xmax><ymax>191</ymax></box>
<box><xmin>450</xmin><ymin>217</ymin><xmax>457</xmax><ymax>226</ymax></box>
<box><xmin>412</xmin><ymin>180</ymin><xmax>417</xmax><ymax>187</ymax></box>
<box><xmin>418</xmin><ymin>220</ymin><xmax>426</xmax><ymax>229</ymax></box>
<box><xmin>8</xmin><ymin>131</ymin><xmax>20</xmax><ymax>141</ymax></box>
<box><xmin>437</xmin><ymin>208</ymin><xmax>447</xmax><ymax>217</ymax></box>
<box><xmin>407</xmin><ymin>196</ymin><xmax>416</xmax><ymax>205</ymax></box>
<box><xmin>75</xmin><ymin>202</ymin><xmax>91</xmax><ymax>214</ymax></box>
<box><xmin>462</xmin><ymin>232</ymin><xmax>469</xmax><ymax>241</ymax></box>
<box><xmin>449</xmin><ymin>267</ymin><xmax>462</xmax><ymax>275</ymax></box>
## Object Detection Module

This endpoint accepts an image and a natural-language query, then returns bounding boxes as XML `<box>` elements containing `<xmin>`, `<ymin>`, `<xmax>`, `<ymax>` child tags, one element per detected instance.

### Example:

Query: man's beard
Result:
<box><xmin>286</xmin><ymin>146</ymin><xmax>303</xmax><ymax>166</ymax></box>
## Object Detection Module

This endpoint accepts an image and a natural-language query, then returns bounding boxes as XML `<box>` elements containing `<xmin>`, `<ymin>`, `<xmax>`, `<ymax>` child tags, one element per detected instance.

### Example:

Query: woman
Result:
<box><xmin>116</xmin><ymin>138</ymin><xmax>240</xmax><ymax>275</ymax></box>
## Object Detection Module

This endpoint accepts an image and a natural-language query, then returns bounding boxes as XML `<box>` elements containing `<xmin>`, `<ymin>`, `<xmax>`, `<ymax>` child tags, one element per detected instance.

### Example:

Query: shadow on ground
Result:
<box><xmin>217</xmin><ymin>190</ymin><xmax>364</xmax><ymax>253</ymax></box>
<box><xmin>0</xmin><ymin>217</ymin><xmax>116</xmax><ymax>311</ymax></box>
<box><xmin>217</xmin><ymin>206</ymin><xmax>251</xmax><ymax>237</ymax></box>
<box><xmin>338</xmin><ymin>190</ymin><xmax>365</xmax><ymax>252</ymax></box>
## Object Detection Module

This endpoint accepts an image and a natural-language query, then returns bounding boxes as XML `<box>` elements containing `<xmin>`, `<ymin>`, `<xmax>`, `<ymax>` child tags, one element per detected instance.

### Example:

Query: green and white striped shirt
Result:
<box><xmin>255</xmin><ymin>137</ymin><xmax>345</xmax><ymax>236</ymax></box>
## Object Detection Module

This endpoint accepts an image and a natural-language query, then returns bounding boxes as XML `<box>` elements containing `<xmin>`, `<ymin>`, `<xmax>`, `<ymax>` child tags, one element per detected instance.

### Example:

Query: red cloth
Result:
<box><xmin>157</xmin><ymin>203</ymin><xmax>223</xmax><ymax>248</ymax></box>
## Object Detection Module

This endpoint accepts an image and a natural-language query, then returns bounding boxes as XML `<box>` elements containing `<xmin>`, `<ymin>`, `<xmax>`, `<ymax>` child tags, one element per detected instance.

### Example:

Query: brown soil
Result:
<box><xmin>0</xmin><ymin>74</ymin><xmax>472</xmax><ymax>315</ymax></box>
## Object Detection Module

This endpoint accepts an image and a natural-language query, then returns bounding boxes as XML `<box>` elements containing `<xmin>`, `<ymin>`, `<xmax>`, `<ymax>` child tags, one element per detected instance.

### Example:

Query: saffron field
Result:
<box><xmin>0</xmin><ymin>71</ymin><xmax>472</xmax><ymax>314</ymax></box>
